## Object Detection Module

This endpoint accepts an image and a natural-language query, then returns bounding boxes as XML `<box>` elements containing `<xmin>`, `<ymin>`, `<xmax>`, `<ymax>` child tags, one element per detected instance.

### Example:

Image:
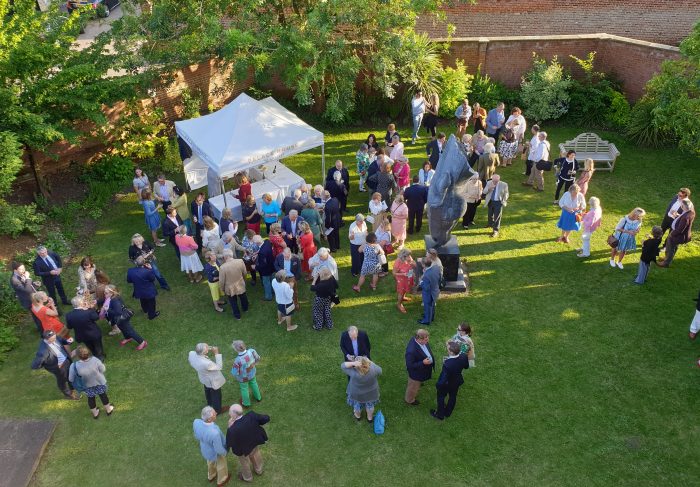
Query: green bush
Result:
<box><xmin>0</xmin><ymin>132</ymin><xmax>23</xmax><ymax>197</ymax></box>
<box><xmin>82</xmin><ymin>154</ymin><xmax>133</xmax><ymax>186</ymax></box>
<box><xmin>0</xmin><ymin>269</ymin><xmax>22</xmax><ymax>363</ymax></box>
<box><xmin>520</xmin><ymin>54</ymin><xmax>571</xmax><ymax>123</ymax></box>
<box><xmin>625</xmin><ymin>99</ymin><xmax>674</xmax><ymax>148</ymax></box>
<box><xmin>470</xmin><ymin>66</ymin><xmax>521</xmax><ymax>111</ymax></box>
<box><xmin>438</xmin><ymin>60</ymin><xmax>472</xmax><ymax>118</ymax></box>
<box><xmin>606</xmin><ymin>89</ymin><xmax>631</xmax><ymax>130</ymax></box>
<box><xmin>0</xmin><ymin>201</ymin><xmax>46</xmax><ymax>238</ymax></box>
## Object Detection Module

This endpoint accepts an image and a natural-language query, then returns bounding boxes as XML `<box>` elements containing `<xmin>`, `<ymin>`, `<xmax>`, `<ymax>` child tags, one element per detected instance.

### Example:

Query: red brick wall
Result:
<box><xmin>418</xmin><ymin>0</ymin><xmax>700</xmax><ymax>46</ymax></box>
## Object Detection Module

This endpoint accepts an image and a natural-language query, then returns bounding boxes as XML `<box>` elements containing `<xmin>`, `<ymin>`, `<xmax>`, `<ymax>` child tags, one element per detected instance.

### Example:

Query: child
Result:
<box><xmin>633</xmin><ymin>226</ymin><xmax>663</xmax><ymax>285</ymax></box>
<box><xmin>451</xmin><ymin>322</ymin><xmax>476</xmax><ymax>367</ymax></box>
<box><xmin>577</xmin><ymin>196</ymin><xmax>602</xmax><ymax>258</ymax></box>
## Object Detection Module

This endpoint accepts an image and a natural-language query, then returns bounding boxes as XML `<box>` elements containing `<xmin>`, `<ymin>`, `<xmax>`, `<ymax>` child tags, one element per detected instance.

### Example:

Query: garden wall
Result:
<box><xmin>440</xmin><ymin>34</ymin><xmax>681</xmax><ymax>102</ymax></box>
<box><xmin>417</xmin><ymin>0</ymin><xmax>700</xmax><ymax>46</ymax></box>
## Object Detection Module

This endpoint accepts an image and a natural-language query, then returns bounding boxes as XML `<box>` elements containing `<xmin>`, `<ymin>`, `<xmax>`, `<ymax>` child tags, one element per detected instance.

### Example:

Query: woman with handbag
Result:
<box><xmin>68</xmin><ymin>345</ymin><xmax>114</xmax><ymax>419</ymax></box>
<box><xmin>352</xmin><ymin>232</ymin><xmax>384</xmax><ymax>293</ymax></box>
<box><xmin>342</xmin><ymin>356</ymin><xmax>382</xmax><ymax>422</ymax></box>
<box><xmin>609</xmin><ymin>208</ymin><xmax>646</xmax><ymax>269</ymax></box>
<box><xmin>556</xmin><ymin>184</ymin><xmax>586</xmax><ymax>244</ymax></box>
<box><xmin>392</xmin><ymin>248</ymin><xmax>416</xmax><ymax>314</ymax></box>
<box><xmin>390</xmin><ymin>194</ymin><xmax>409</xmax><ymax>250</ymax></box>
<box><xmin>101</xmin><ymin>285</ymin><xmax>148</xmax><ymax>351</ymax></box>
<box><xmin>375</xmin><ymin>221</ymin><xmax>392</xmax><ymax>276</ymax></box>
<box><xmin>309</xmin><ymin>267</ymin><xmax>338</xmax><ymax>331</ymax></box>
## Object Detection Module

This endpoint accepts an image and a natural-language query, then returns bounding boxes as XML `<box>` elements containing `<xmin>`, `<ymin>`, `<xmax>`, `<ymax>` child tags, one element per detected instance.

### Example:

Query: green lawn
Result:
<box><xmin>1</xmin><ymin>124</ymin><xmax>699</xmax><ymax>487</ymax></box>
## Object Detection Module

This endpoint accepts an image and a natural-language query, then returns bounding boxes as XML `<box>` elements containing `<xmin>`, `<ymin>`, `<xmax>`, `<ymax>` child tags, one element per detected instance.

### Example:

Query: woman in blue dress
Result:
<box><xmin>140</xmin><ymin>189</ymin><xmax>165</xmax><ymax>247</ymax></box>
<box><xmin>556</xmin><ymin>184</ymin><xmax>586</xmax><ymax>244</ymax></box>
<box><xmin>610</xmin><ymin>207</ymin><xmax>646</xmax><ymax>270</ymax></box>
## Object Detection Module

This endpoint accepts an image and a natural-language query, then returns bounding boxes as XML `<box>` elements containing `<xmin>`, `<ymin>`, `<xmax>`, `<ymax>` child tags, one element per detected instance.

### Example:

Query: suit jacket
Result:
<box><xmin>668</xmin><ymin>210</ymin><xmax>695</xmax><ymax>245</ymax></box>
<box><xmin>325</xmin><ymin>180</ymin><xmax>347</xmax><ymax>202</ymax></box>
<box><xmin>33</xmin><ymin>251</ymin><xmax>63</xmax><ymax>285</ymax></box>
<box><xmin>31</xmin><ymin>337</ymin><xmax>71</xmax><ymax>373</ymax></box>
<box><xmin>219</xmin><ymin>258</ymin><xmax>247</xmax><ymax>296</ymax></box>
<box><xmin>326</xmin><ymin>167</ymin><xmax>350</xmax><ymax>191</ymax></box>
<box><xmin>403</xmin><ymin>184</ymin><xmax>428</xmax><ymax>212</ymax></box>
<box><xmin>153</xmin><ymin>180</ymin><xmax>176</xmax><ymax>202</ymax></box>
<box><xmin>281</xmin><ymin>216</ymin><xmax>305</xmax><ymax>246</ymax></box>
<box><xmin>190</xmin><ymin>200</ymin><xmax>214</xmax><ymax>227</ymax></box>
<box><xmin>188</xmin><ymin>351</ymin><xmax>226</xmax><ymax>390</ymax></box>
<box><xmin>421</xmin><ymin>264</ymin><xmax>441</xmax><ymax>301</ymax></box>
<box><xmin>226</xmin><ymin>411</ymin><xmax>270</xmax><ymax>457</ymax></box>
<box><xmin>426</xmin><ymin>139</ymin><xmax>443</xmax><ymax>168</ymax></box>
<box><xmin>477</xmin><ymin>153</ymin><xmax>499</xmax><ymax>181</ymax></box>
<box><xmin>366</xmin><ymin>161</ymin><xmax>380</xmax><ymax>191</ymax></box>
<box><xmin>483</xmin><ymin>180</ymin><xmax>509</xmax><ymax>207</ymax></box>
<box><xmin>162</xmin><ymin>214</ymin><xmax>183</xmax><ymax>239</ymax></box>
<box><xmin>281</xmin><ymin>197</ymin><xmax>304</xmax><ymax>215</ymax></box>
<box><xmin>436</xmin><ymin>354</ymin><xmax>470</xmax><ymax>391</ymax></box>
<box><xmin>11</xmin><ymin>272</ymin><xmax>37</xmax><ymax>309</ymax></box>
<box><xmin>273</xmin><ymin>254</ymin><xmax>302</xmax><ymax>280</ymax></box>
<box><xmin>323</xmin><ymin>198</ymin><xmax>342</xmax><ymax>229</ymax></box>
<box><xmin>256</xmin><ymin>241</ymin><xmax>275</xmax><ymax>277</ymax></box>
<box><xmin>126</xmin><ymin>266</ymin><xmax>157</xmax><ymax>299</ymax></box>
<box><xmin>405</xmin><ymin>338</ymin><xmax>434</xmax><ymax>382</ymax></box>
<box><xmin>340</xmin><ymin>330</ymin><xmax>371</xmax><ymax>360</ymax></box>
<box><xmin>65</xmin><ymin>308</ymin><xmax>102</xmax><ymax>342</ymax></box>
<box><xmin>665</xmin><ymin>195</ymin><xmax>680</xmax><ymax>215</ymax></box>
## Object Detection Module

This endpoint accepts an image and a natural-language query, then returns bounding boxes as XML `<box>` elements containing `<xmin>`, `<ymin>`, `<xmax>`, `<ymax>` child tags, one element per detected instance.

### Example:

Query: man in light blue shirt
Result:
<box><xmin>486</xmin><ymin>103</ymin><xmax>506</xmax><ymax>139</ymax></box>
<box><xmin>193</xmin><ymin>406</ymin><xmax>230</xmax><ymax>486</ymax></box>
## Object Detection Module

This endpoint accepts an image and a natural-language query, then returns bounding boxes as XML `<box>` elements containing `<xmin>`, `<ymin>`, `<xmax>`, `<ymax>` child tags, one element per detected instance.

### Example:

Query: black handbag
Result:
<box><xmin>536</xmin><ymin>160</ymin><xmax>553</xmax><ymax>171</ymax></box>
<box><xmin>331</xmin><ymin>294</ymin><xmax>340</xmax><ymax>305</ymax></box>
<box><xmin>120</xmin><ymin>305</ymin><xmax>134</xmax><ymax>322</ymax></box>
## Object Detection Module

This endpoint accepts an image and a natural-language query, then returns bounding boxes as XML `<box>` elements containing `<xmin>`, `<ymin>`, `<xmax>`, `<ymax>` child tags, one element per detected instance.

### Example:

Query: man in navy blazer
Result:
<box><xmin>273</xmin><ymin>248</ymin><xmax>302</xmax><ymax>280</ymax></box>
<box><xmin>256</xmin><ymin>239</ymin><xmax>275</xmax><ymax>301</ymax></box>
<box><xmin>418</xmin><ymin>254</ymin><xmax>441</xmax><ymax>325</ymax></box>
<box><xmin>31</xmin><ymin>330</ymin><xmax>79</xmax><ymax>400</ymax></box>
<box><xmin>280</xmin><ymin>210</ymin><xmax>305</xmax><ymax>254</ymax></box>
<box><xmin>403</xmin><ymin>176</ymin><xmax>429</xmax><ymax>234</ymax></box>
<box><xmin>404</xmin><ymin>328</ymin><xmax>434</xmax><ymax>405</ymax></box>
<box><xmin>426</xmin><ymin>132</ymin><xmax>446</xmax><ymax>169</ymax></box>
<box><xmin>340</xmin><ymin>325</ymin><xmax>371</xmax><ymax>360</ymax></box>
<box><xmin>191</xmin><ymin>192</ymin><xmax>214</xmax><ymax>250</ymax></box>
<box><xmin>323</xmin><ymin>194</ymin><xmax>342</xmax><ymax>252</ymax></box>
<box><xmin>33</xmin><ymin>246</ymin><xmax>70</xmax><ymax>308</ymax></box>
<box><xmin>431</xmin><ymin>341</ymin><xmax>469</xmax><ymax>420</ymax></box>
<box><xmin>162</xmin><ymin>206</ymin><xmax>184</xmax><ymax>258</ymax></box>
<box><xmin>126</xmin><ymin>256</ymin><xmax>160</xmax><ymax>320</ymax></box>
<box><xmin>326</xmin><ymin>159</ymin><xmax>351</xmax><ymax>195</ymax></box>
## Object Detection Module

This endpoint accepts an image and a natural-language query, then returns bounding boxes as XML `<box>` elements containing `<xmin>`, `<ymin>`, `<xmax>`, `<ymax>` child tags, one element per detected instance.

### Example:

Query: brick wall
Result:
<box><xmin>441</xmin><ymin>34</ymin><xmax>681</xmax><ymax>101</ymax></box>
<box><xmin>418</xmin><ymin>0</ymin><xmax>700</xmax><ymax>46</ymax></box>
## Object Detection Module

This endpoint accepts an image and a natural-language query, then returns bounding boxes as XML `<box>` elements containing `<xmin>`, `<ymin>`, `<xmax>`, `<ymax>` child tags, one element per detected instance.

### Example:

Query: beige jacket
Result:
<box><xmin>218</xmin><ymin>258</ymin><xmax>247</xmax><ymax>296</ymax></box>
<box><xmin>464</xmin><ymin>177</ymin><xmax>483</xmax><ymax>204</ymax></box>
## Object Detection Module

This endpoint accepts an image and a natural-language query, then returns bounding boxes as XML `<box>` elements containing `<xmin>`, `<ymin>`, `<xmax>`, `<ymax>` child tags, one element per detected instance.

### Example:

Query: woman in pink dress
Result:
<box><xmin>576</xmin><ymin>158</ymin><xmax>595</xmax><ymax>196</ymax></box>
<box><xmin>392</xmin><ymin>249</ymin><xmax>416</xmax><ymax>313</ymax></box>
<box><xmin>175</xmin><ymin>225</ymin><xmax>203</xmax><ymax>283</ymax></box>
<box><xmin>299</xmin><ymin>223</ymin><xmax>317</xmax><ymax>276</ymax></box>
<box><xmin>390</xmin><ymin>194</ymin><xmax>409</xmax><ymax>249</ymax></box>
<box><xmin>392</xmin><ymin>156</ymin><xmax>411</xmax><ymax>191</ymax></box>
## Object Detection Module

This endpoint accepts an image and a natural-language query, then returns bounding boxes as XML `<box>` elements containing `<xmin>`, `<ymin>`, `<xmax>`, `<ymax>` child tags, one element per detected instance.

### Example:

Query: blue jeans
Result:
<box><xmin>183</xmin><ymin>218</ymin><xmax>193</xmax><ymax>235</ymax></box>
<box><xmin>421</xmin><ymin>289</ymin><xmax>435</xmax><ymax>323</ymax></box>
<box><xmin>261</xmin><ymin>275</ymin><xmax>273</xmax><ymax>300</ymax></box>
<box><xmin>634</xmin><ymin>260</ymin><xmax>650</xmax><ymax>284</ymax></box>
<box><xmin>149</xmin><ymin>261</ymin><xmax>169</xmax><ymax>289</ymax></box>
<box><xmin>412</xmin><ymin>113</ymin><xmax>423</xmax><ymax>140</ymax></box>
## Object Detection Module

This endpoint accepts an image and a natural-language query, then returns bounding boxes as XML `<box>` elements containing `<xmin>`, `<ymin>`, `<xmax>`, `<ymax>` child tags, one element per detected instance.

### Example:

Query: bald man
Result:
<box><xmin>226</xmin><ymin>404</ymin><xmax>270</xmax><ymax>482</ymax></box>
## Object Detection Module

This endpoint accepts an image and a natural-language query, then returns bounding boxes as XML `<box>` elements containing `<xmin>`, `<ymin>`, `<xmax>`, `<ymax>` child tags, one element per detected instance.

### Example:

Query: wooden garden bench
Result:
<box><xmin>558</xmin><ymin>133</ymin><xmax>620</xmax><ymax>172</ymax></box>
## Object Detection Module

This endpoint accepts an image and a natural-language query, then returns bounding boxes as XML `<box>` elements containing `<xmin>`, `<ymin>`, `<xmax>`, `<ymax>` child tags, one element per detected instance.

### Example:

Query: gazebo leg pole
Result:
<box><xmin>322</xmin><ymin>143</ymin><xmax>325</xmax><ymax>181</ymax></box>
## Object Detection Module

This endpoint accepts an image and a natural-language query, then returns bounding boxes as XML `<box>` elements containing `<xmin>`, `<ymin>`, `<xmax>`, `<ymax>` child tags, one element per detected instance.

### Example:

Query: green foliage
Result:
<box><xmin>95</xmin><ymin>3</ymin><xmax>108</xmax><ymax>18</ymax></box>
<box><xmin>42</xmin><ymin>231</ymin><xmax>72</xmax><ymax>258</ymax></box>
<box><xmin>180</xmin><ymin>88</ymin><xmax>204</xmax><ymax>119</ymax></box>
<box><xmin>104</xmin><ymin>104</ymin><xmax>168</xmax><ymax>161</ymax></box>
<box><xmin>82</xmin><ymin>154</ymin><xmax>134</xmax><ymax>186</ymax></box>
<box><xmin>0</xmin><ymin>268</ymin><xmax>21</xmax><ymax>363</ymax></box>
<box><xmin>397</xmin><ymin>33</ymin><xmax>445</xmax><ymax>99</ymax></box>
<box><xmin>520</xmin><ymin>54</ymin><xmax>571</xmax><ymax>123</ymax></box>
<box><xmin>0</xmin><ymin>201</ymin><xmax>45</xmax><ymax>238</ymax></box>
<box><xmin>625</xmin><ymin>100</ymin><xmax>674</xmax><ymax>148</ymax></box>
<box><xmin>438</xmin><ymin>60</ymin><xmax>472</xmax><ymax>117</ymax></box>
<box><xmin>606</xmin><ymin>89</ymin><xmax>631</xmax><ymax>129</ymax></box>
<box><xmin>470</xmin><ymin>65</ymin><xmax>521</xmax><ymax>111</ymax></box>
<box><xmin>0</xmin><ymin>132</ymin><xmax>23</xmax><ymax>197</ymax></box>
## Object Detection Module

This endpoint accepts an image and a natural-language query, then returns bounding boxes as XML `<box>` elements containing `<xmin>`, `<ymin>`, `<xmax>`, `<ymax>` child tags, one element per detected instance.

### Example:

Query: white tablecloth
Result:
<box><xmin>208</xmin><ymin>192</ymin><xmax>242</xmax><ymax>221</ymax></box>
<box><xmin>250</xmin><ymin>163</ymin><xmax>306</xmax><ymax>196</ymax></box>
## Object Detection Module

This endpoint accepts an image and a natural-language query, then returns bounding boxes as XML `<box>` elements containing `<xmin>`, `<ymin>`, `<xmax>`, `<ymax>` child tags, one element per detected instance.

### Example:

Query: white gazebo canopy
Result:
<box><xmin>176</xmin><ymin>93</ymin><xmax>325</xmax><ymax>191</ymax></box>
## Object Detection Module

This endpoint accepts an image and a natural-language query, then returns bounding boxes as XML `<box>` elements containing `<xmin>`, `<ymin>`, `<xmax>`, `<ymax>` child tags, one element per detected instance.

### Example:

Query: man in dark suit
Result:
<box><xmin>274</xmin><ymin>247</ymin><xmax>301</xmax><ymax>309</ymax></box>
<box><xmin>65</xmin><ymin>296</ymin><xmax>104</xmax><ymax>361</ymax></box>
<box><xmin>226</xmin><ymin>404</ymin><xmax>270</xmax><ymax>482</ymax></box>
<box><xmin>659</xmin><ymin>199</ymin><xmax>695</xmax><ymax>268</ymax></box>
<box><xmin>323</xmin><ymin>193</ymin><xmax>342</xmax><ymax>252</ymax></box>
<box><xmin>162</xmin><ymin>206</ymin><xmax>184</xmax><ymax>258</ymax></box>
<box><xmin>366</xmin><ymin>151</ymin><xmax>383</xmax><ymax>193</ymax></box>
<box><xmin>340</xmin><ymin>325</ymin><xmax>371</xmax><ymax>360</ymax></box>
<box><xmin>404</xmin><ymin>328</ymin><xmax>434</xmax><ymax>406</ymax></box>
<box><xmin>280</xmin><ymin>210</ymin><xmax>305</xmax><ymax>254</ymax></box>
<box><xmin>126</xmin><ymin>256</ymin><xmax>160</xmax><ymax>320</ymax></box>
<box><xmin>256</xmin><ymin>239</ymin><xmax>275</xmax><ymax>301</ymax></box>
<box><xmin>660</xmin><ymin>187</ymin><xmax>691</xmax><ymax>239</ymax></box>
<box><xmin>33</xmin><ymin>245</ymin><xmax>69</xmax><ymax>308</ymax></box>
<box><xmin>430</xmin><ymin>341</ymin><xmax>469</xmax><ymax>420</ymax></box>
<box><xmin>426</xmin><ymin>132</ymin><xmax>446</xmax><ymax>170</ymax></box>
<box><xmin>418</xmin><ymin>254</ymin><xmax>441</xmax><ymax>325</ymax></box>
<box><xmin>403</xmin><ymin>176</ymin><xmax>429</xmax><ymax>234</ymax></box>
<box><xmin>30</xmin><ymin>330</ymin><xmax>79</xmax><ymax>400</ymax></box>
<box><xmin>10</xmin><ymin>261</ymin><xmax>42</xmax><ymax>333</ymax></box>
<box><xmin>326</xmin><ymin>159</ymin><xmax>350</xmax><ymax>196</ymax></box>
<box><xmin>281</xmin><ymin>189</ymin><xmax>304</xmax><ymax>215</ymax></box>
<box><xmin>191</xmin><ymin>192</ymin><xmax>214</xmax><ymax>250</ymax></box>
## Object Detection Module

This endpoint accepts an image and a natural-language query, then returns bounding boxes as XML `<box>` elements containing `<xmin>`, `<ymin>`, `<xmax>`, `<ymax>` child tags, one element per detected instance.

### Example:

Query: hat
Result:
<box><xmin>43</xmin><ymin>330</ymin><xmax>56</xmax><ymax>339</ymax></box>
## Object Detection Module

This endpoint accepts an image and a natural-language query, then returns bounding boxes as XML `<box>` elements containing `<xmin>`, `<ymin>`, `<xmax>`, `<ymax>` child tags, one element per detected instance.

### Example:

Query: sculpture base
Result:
<box><xmin>424</xmin><ymin>235</ymin><xmax>469</xmax><ymax>293</ymax></box>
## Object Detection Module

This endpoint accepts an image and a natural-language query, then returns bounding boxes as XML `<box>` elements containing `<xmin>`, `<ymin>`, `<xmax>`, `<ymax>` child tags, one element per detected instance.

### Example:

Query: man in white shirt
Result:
<box><xmin>411</xmin><ymin>91</ymin><xmax>426</xmax><ymax>144</ymax></box>
<box><xmin>483</xmin><ymin>174</ymin><xmax>510</xmax><ymax>238</ymax></box>
<box><xmin>523</xmin><ymin>124</ymin><xmax>540</xmax><ymax>177</ymax></box>
<box><xmin>189</xmin><ymin>343</ymin><xmax>227</xmax><ymax>413</ymax></box>
<box><xmin>31</xmin><ymin>330</ymin><xmax>79</xmax><ymax>400</ymax></box>
<box><xmin>525</xmin><ymin>131</ymin><xmax>551</xmax><ymax>191</ymax></box>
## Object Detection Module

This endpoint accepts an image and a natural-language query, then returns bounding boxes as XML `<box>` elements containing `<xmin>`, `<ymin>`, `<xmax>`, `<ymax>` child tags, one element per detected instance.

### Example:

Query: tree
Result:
<box><xmin>520</xmin><ymin>54</ymin><xmax>571</xmax><ymax>123</ymax></box>
<box><xmin>112</xmin><ymin>0</ymin><xmax>475</xmax><ymax>122</ymax></box>
<box><xmin>0</xmin><ymin>0</ymin><xmax>139</xmax><ymax>197</ymax></box>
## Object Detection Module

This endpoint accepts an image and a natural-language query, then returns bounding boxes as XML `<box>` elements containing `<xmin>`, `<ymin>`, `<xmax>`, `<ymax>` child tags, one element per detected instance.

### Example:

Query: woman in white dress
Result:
<box><xmin>201</xmin><ymin>216</ymin><xmax>221</xmax><ymax>253</ymax></box>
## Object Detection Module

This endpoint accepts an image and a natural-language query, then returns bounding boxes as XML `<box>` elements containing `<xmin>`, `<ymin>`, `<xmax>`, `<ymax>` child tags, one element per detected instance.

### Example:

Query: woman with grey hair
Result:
<box><xmin>271</xmin><ymin>270</ymin><xmax>298</xmax><ymax>331</ymax></box>
<box><xmin>477</xmin><ymin>142</ymin><xmax>500</xmax><ymax>186</ymax></box>
<box><xmin>310</xmin><ymin>267</ymin><xmax>338</xmax><ymax>330</ymax></box>
<box><xmin>308</xmin><ymin>247</ymin><xmax>339</xmax><ymax>281</ymax></box>
<box><xmin>341</xmin><ymin>356</ymin><xmax>382</xmax><ymax>422</ymax></box>
<box><xmin>231</xmin><ymin>340</ymin><xmax>262</xmax><ymax>407</ymax></box>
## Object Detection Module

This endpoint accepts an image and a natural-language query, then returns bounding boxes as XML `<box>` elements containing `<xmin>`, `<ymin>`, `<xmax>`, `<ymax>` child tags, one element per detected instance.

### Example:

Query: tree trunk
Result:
<box><xmin>26</xmin><ymin>147</ymin><xmax>51</xmax><ymax>200</ymax></box>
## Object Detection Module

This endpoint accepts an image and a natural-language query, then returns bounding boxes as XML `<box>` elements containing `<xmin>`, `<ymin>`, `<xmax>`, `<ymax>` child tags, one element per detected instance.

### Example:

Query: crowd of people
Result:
<box><xmin>9</xmin><ymin>94</ymin><xmax>698</xmax><ymax>484</ymax></box>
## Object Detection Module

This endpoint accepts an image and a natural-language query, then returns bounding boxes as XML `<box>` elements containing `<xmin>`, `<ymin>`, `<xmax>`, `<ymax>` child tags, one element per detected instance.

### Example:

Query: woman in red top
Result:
<box><xmin>237</xmin><ymin>176</ymin><xmax>252</xmax><ymax>204</ymax></box>
<box><xmin>31</xmin><ymin>291</ymin><xmax>70</xmax><ymax>337</ymax></box>
<box><xmin>392</xmin><ymin>248</ymin><xmax>416</xmax><ymax>314</ymax></box>
<box><xmin>268</xmin><ymin>222</ymin><xmax>287</xmax><ymax>257</ymax></box>
<box><xmin>299</xmin><ymin>222</ymin><xmax>317</xmax><ymax>277</ymax></box>
<box><xmin>392</xmin><ymin>157</ymin><xmax>411</xmax><ymax>191</ymax></box>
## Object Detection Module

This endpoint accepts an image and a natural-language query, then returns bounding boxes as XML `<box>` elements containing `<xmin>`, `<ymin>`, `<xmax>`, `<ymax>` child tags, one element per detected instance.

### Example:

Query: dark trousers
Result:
<box><xmin>117</xmin><ymin>319</ymin><xmax>144</xmax><ymax>344</ymax></box>
<box><xmin>554</xmin><ymin>179</ymin><xmax>574</xmax><ymax>201</ymax></box>
<box><xmin>435</xmin><ymin>386</ymin><xmax>460</xmax><ymax>419</ymax></box>
<box><xmin>660</xmin><ymin>215</ymin><xmax>673</xmax><ymax>239</ymax></box>
<box><xmin>664</xmin><ymin>241</ymin><xmax>680</xmax><ymax>266</ymax></box>
<box><xmin>83</xmin><ymin>338</ymin><xmax>105</xmax><ymax>362</ymax></box>
<box><xmin>204</xmin><ymin>385</ymin><xmax>222</xmax><ymax>413</ymax></box>
<box><xmin>525</xmin><ymin>159</ymin><xmax>534</xmax><ymax>176</ymax></box>
<box><xmin>168</xmin><ymin>235</ymin><xmax>180</xmax><ymax>259</ymax></box>
<box><xmin>285</xmin><ymin>237</ymin><xmax>299</xmax><ymax>255</ymax></box>
<box><xmin>228</xmin><ymin>293</ymin><xmax>249</xmax><ymax>319</ymax></box>
<box><xmin>350</xmin><ymin>244</ymin><xmax>363</xmax><ymax>276</ymax></box>
<box><xmin>463</xmin><ymin>201</ymin><xmax>481</xmax><ymax>227</ymax></box>
<box><xmin>421</xmin><ymin>289</ymin><xmax>436</xmax><ymax>324</ymax></box>
<box><xmin>139</xmin><ymin>297</ymin><xmax>157</xmax><ymax>319</ymax></box>
<box><xmin>44</xmin><ymin>277</ymin><xmax>69</xmax><ymax>305</ymax></box>
<box><xmin>408</xmin><ymin>208</ymin><xmax>424</xmax><ymax>234</ymax></box>
<box><xmin>487</xmin><ymin>200</ymin><xmax>503</xmax><ymax>231</ymax></box>
<box><xmin>87</xmin><ymin>393</ymin><xmax>110</xmax><ymax>409</ymax></box>
<box><xmin>53</xmin><ymin>361</ymin><xmax>73</xmax><ymax>395</ymax></box>
<box><xmin>194</xmin><ymin>223</ymin><xmax>204</xmax><ymax>251</ymax></box>
<box><xmin>327</xmin><ymin>229</ymin><xmax>340</xmax><ymax>252</ymax></box>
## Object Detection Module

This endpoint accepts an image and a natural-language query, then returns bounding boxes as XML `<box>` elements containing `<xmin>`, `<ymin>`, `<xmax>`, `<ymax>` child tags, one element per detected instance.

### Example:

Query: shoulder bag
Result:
<box><xmin>607</xmin><ymin>218</ymin><xmax>627</xmax><ymax>248</ymax></box>
<box><xmin>70</xmin><ymin>363</ymin><xmax>87</xmax><ymax>393</ymax></box>
<box><xmin>536</xmin><ymin>160</ymin><xmax>553</xmax><ymax>171</ymax></box>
